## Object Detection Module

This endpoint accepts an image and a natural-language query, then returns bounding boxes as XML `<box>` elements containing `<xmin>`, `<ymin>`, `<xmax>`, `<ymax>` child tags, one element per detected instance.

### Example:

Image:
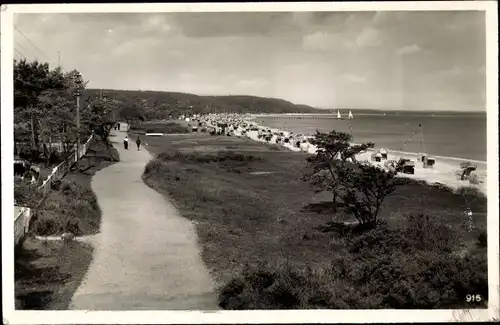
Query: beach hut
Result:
<box><xmin>419</xmin><ymin>152</ymin><xmax>427</xmax><ymax>162</ymax></box>
<box><xmin>397</xmin><ymin>158</ymin><xmax>415</xmax><ymax>174</ymax></box>
<box><xmin>371</xmin><ymin>152</ymin><xmax>383</xmax><ymax>162</ymax></box>
<box><xmin>457</xmin><ymin>161</ymin><xmax>477</xmax><ymax>181</ymax></box>
<box><xmin>423</xmin><ymin>156</ymin><xmax>436</xmax><ymax>168</ymax></box>
<box><xmin>379</xmin><ymin>148</ymin><xmax>388</xmax><ymax>160</ymax></box>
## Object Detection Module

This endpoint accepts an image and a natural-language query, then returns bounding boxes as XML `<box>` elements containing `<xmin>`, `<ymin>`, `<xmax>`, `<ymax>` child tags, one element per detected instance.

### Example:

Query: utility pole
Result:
<box><xmin>73</xmin><ymin>71</ymin><xmax>82</xmax><ymax>162</ymax></box>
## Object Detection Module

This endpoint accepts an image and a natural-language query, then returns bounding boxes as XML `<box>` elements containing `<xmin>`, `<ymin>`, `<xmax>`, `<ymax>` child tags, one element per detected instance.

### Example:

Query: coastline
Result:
<box><xmin>232</xmin><ymin>119</ymin><xmax>487</xmax><ymax>196</ymax></box>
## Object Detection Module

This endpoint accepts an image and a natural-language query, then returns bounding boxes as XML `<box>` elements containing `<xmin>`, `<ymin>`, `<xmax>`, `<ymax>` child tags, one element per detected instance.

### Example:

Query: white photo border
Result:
<box><xmin>2</xmin><ymin>1</ymin><xmax>499</xmax><ymax>324</ymax></box>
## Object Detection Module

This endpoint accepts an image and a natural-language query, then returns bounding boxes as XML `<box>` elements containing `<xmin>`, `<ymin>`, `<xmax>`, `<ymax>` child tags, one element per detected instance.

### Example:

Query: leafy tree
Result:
<box><xmin>81</xmin><ymin>96</ymin><xmax>118</xmax><ymax>161</ymax></box>
<box><xmin>37</xmin><ymin>89</ymin><xmax>75</xmax><ymax>165</ymax></box>
<box><xmin>14</xmin><ymin>59</ymin><xmax>88</xmax><ymax>162</ymax></box>
<box><xmin>340</xmin><ymin>162</ymin><xmax>400</xmax><ymax>228</ymax></box>
<box><xmin>120</xmin><ymin>98</ymin><xmax>145</xmax><ymax>129</ymax></box>
<box><xmin>303</xmin><ymin>130</ymin><xmax>374</xmax><ymax>212</ymax></box>
<box><xmin>14</xmin><ymin>59</ymin><xmax>53</xmax><ymax>158</ymax></box>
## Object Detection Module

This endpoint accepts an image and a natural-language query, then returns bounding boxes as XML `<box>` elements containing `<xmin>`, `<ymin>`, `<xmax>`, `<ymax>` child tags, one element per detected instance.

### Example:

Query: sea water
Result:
<box><xmin>252</xmin><ymin>111</ymin><xmax>487</xmax><ymax>162</ymax></box>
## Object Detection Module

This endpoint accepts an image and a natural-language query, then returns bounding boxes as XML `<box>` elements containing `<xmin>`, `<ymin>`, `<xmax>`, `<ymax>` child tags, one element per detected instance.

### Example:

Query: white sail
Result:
<box><xmin>348</xmin><ymin>110</ymin><xmax>354</xmax><ymax>119</ymax></box>
<box><xmin>337</xmin><ymin>110</ymin><xmax>342</xmax><ymax>119</ymax></box>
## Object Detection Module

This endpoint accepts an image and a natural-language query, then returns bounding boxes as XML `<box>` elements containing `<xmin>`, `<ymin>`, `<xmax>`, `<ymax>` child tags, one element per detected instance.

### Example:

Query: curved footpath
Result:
<box><xmin>69</xmin><ymin>124</ymin><xmax>218</xmax><ymax>310</ymax></box>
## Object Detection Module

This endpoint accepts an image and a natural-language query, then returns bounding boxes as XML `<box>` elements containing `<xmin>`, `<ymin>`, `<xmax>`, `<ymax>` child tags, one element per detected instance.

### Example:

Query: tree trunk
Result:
<box><xmin>30</xmin><ymin>115</ymin><xmax>37</xmax><ymax>156</ymax></box>
<box><xmin>43</xmin><ymin>143</ymin><xmax>49</xmax><ymax>167</ymax></box>
<box><xmin>332</xmin><ymin>191</ymin><xmax>338</xmax><ymax>213</ymax></box>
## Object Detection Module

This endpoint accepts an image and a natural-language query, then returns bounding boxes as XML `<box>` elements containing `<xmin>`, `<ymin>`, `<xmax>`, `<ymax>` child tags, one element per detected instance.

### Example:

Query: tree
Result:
<box><xmin>81</xmin><ymin>96</ymin><xmax>118</xmax><ymax>161</ymax></box>
<box><xmin>37</xmin><ymin>88</ymin><xmax>76</xmax><ymax>165</ymax></box>
<box><xmin>339</xmin><ymin>162</ymin><xmax>400</xmax><ymax>228</ymax></box>
<box><xmin>303</xmin><ymin>130</ymin><xmax>374</xmax><ymax>212</ymax></box>
<box><xmin>120</xmin><ymin>98</ymin><xmax>145</xmax><ymax>128</ymax></box>
<box><xmin>14</xmin><ymin>59</ymin><xmax>88</xmax><ymax>163</ymax></box>
<box><xmin>14</xmin><ymin>59</ymin><xmax>53</xmax><ymax>159</ymax></box>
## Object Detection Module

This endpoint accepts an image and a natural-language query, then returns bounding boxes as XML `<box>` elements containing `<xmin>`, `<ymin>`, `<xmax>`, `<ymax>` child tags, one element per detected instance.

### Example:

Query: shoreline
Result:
<box><xmin>246</xmin><ymin>115</ymin><xmax>486</xmax><ymax>164</ymax></box>
<box><xmin>194</xmin><ymin>116</ymin><xmax>487</xmax><ymax>196</ymax></box>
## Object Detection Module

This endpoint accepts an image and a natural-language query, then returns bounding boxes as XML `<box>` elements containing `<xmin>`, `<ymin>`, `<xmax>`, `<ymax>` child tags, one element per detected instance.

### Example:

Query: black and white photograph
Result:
<box><xmin>1</xmin><ymin>2</ymin><xmax>499</xmax><ymax>323</ymax></box>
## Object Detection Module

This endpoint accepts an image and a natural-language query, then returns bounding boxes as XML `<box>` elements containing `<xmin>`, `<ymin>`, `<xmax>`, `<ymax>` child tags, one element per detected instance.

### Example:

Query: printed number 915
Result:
<box><xmin>466</xmin><ymin>294</ymin><xmax>482</xmax><ymax>302</ymax></box>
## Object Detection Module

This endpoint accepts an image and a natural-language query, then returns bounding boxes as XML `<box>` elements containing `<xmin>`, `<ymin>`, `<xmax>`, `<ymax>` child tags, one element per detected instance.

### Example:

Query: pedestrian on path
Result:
<box><xmin>124</xmin><ymin>136</ymin><xmax>129</xmax><ymax>150</ymax></box>
<box><xmin>136</xmin><ymin>137</ymin><xmax>141</xmax><ymax>151</ymax></box>
<box><xmin>117</xmin><ymin>123</ymin><xmax>121</xmax><ymax>131</ymax></box>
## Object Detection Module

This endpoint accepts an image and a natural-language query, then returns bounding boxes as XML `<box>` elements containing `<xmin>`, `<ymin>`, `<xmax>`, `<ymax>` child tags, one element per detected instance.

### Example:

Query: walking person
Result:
<box><xmin>117</xmin><ymin>123</ymin><xmax>121</xmax><ymax>131</ymax></box>
<box><xmin>124</xmin><ymin>136</ymin><xmax>129</xmax><ymax>150</ymax></box>
<box><xmin>136</xmin><ymin>137</ymin><xmax>141</xmax><ymax>151</ymax></box>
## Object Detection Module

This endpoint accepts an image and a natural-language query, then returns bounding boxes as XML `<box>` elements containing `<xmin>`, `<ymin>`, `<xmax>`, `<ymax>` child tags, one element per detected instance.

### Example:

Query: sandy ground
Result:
<box><xmin>240</xmin><ymin>125</ymin><xmax>487</xmax><ymax>196</ymax></box>
<box><xmin>69</xmin><ymin>124</ymin><xmax>218</xmax><ymax>310</ymax></box>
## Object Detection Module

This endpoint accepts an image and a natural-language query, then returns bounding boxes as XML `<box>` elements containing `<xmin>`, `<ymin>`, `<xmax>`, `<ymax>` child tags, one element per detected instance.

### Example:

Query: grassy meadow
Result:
<box><xmin>139</xmin><ymin>130</ymin><xmax>488</xmax><ymax>309</ymax></box>
<box><xmin>15</xmin><ymin>137</ymin><xmax>119</xmax><ymax>310</ymax></box>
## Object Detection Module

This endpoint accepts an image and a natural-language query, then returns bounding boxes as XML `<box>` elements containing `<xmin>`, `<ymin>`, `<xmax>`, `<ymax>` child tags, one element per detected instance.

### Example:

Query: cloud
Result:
<box><xmin>302</xmin><ymin>31</ymin><xmax>330</xmax><ymax>51</ymax></box>
<box><xmin>355</xmin><ymin>27</ymin><xmax>382</xmax><ymax>47</ymax></box>
<box><xmin>11</xmin><ymin>11</ymin><xmax>487</xmax><ymax>111</ymax></box>
<box><xmin>302</xmin><ymin>31</ymin><xmax>354</xmax><ymax>52</ymax></box>
<box><xmin>397</xmin><ymin>44</ymin><xmax>422</xmax><ymax>56</ymax></box>
<box><xmin>341</xmin><ymin>73</ymin><xmax>367</xmax><ymax>84</ymax></box>
<box><xmin>140</xmin><ymin>14</ymin><xmax>172</xmax><ymax>33</ymax></box>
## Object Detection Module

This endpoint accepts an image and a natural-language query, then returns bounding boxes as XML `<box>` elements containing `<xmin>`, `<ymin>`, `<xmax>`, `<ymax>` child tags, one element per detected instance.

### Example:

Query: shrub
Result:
<box><xmin>218</xmin><ymin>211</ymin><xmax>487</xmax><ymax>309</ymax></box>
<box><xmin>477</xmin><ymin>231</ymin><xmax>487</xmax><ymax>248</ymax></box>
<box><xmin>340</xmin><ymin>163</ymin><xmax>400</xmax><ymax>227</ymax></box>
<box><xmin>30</xmin><ymin>180</ymin><xmax>100</xmax><ymax>236</ymax></box>
<box><xmin>14</xmin><ymin>181</ymin><xmax>42</xmax><ymax>208</ymax></box>
<box><xmin>304</xmin><ymin>130</ymin><xmax>375</xmax><ymax>213</ymax></box>
<box><xmin>454</xmin><ymin>186</ymin><xmax>487</xmax><ymax>212</ymax></box>
<box><xmin>219</xmin><ymin>247</ymin><xmax>488</xmax><ymax>309</ymax></box>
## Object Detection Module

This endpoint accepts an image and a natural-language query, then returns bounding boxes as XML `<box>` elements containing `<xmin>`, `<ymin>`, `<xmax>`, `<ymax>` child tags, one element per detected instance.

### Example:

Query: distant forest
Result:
<box><xmin>83</xmin><ymin>89</ymin><xmax>325</xmax><ymax>120</ymax></box>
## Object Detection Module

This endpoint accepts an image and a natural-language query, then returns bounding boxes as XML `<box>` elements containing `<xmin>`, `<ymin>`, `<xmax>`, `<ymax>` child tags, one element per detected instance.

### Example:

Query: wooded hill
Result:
<box><xmin>84</xmin><ymin>89</ymin><xmax>325</xmax><ymax>119</ymax></box>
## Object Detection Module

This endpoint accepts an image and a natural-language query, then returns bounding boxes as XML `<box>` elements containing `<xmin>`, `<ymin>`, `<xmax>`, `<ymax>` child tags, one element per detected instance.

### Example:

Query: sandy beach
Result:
<box><xmin>196</xmin><ymin>113</ymin><xmax>487</xmax><ymax>196</ymax></box>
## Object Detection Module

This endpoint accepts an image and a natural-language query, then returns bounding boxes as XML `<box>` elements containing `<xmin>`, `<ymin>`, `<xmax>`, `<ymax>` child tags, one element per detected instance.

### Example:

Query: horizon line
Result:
<box><xmin>85</xmin><ymin>88</ymin><xmax>485</xmax><ymax>113</ymax></box>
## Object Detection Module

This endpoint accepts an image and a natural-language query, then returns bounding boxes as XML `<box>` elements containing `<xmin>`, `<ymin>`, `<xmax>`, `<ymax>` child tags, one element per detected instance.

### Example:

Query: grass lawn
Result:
<box><xmin>15</xmin><ymin>137</ymin><xmax>119</xmax><ymax>310</ymax></box>
<box><xmin>141</xmin><ymin>132</ymin><xmax>488</xmax><ymax>309</ymax></box>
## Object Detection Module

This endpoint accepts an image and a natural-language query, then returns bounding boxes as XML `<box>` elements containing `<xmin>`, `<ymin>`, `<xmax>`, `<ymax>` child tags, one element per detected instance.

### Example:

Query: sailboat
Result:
<box><xmin>337</xmin><ymin>110</ymin><xmax>342</xmax><ymax>120</ymax></box>
<box><xmin>348</xmin><ymin>110</ymin><xmax>354</xmax><ymax>119</ymax></box>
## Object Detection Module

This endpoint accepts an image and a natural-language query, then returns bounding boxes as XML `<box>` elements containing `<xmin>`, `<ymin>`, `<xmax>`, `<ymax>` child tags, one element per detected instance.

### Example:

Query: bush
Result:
<box><xmin>219</xmin><ymin>247</ymin><xmax>488</xmax><ymax>309</ymax></box>
<box><xmin>30</xmin><ymin>180</ymin><xmax>100</xmax><ymax>236</ymax></box>
<box><xmin>477</xmin><ymin>231</ymin><xmax>487</xmax><ymax>248</ymax></box>
<box><xmin>14</xmin><ymin>181</ymin><xmax>43</xmax><ymax>208</ymax></box>
<box><xmin>454</xmin><ymin>186</ymin><xmax>487</xmax><ymax>212</ymax></box>
<box><xmin>218</xmin><ymin>212</ymin><xmax>487</xmax><ymax>309</ymax></box>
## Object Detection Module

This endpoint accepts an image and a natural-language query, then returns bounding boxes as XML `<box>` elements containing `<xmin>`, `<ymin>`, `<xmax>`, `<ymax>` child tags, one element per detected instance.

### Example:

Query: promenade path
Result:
<box><xmin>69</xmin><ymin>123</ymin><xmax>218</xmax><ymax>310</ymax></box>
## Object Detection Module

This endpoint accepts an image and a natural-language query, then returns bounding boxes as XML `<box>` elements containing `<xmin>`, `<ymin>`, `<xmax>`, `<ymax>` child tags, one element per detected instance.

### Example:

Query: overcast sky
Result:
<box><xmin>13</xmin><ymin>11</ymin><xmax>486</xmax><ymax>111</ymax></box>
